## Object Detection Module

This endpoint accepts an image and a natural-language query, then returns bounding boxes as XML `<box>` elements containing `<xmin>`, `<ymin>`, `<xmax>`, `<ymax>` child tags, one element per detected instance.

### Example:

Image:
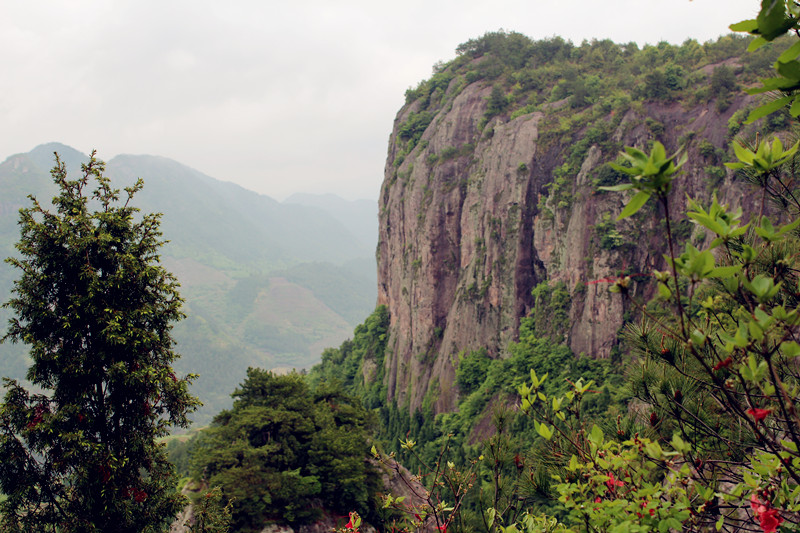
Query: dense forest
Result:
<box><xmin>5</xmin><ymin>1</ymin><xmax>800</xmax><ymax>532</ymax></box>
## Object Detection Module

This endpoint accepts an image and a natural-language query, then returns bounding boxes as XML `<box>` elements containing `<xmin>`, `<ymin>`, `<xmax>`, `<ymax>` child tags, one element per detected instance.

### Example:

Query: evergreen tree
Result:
<box><xmin>0</xmin><ymin>152</ymin><xmax>199</xmax><ymax>532</ymax></box>
<box><xmin>190</xmin><ymin>369</ymin><xmax>378</xmax><ymax>532</ymax></box>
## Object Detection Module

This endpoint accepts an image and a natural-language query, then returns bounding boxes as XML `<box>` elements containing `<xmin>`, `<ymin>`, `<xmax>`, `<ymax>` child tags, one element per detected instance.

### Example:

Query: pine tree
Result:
<box><xmin>0</xmin><ymin>152</ymin><xmax>200</xmax><ymax>532</ymax></box>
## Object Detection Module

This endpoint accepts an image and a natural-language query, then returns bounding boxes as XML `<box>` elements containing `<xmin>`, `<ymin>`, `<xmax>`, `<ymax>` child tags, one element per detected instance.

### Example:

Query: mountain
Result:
<box><xmin>0</xmin><ymin>145</ymin><xmax>377</xmax><ymax>424</ymax></box>
<box><xmin>284</xmin><ymin>193</ymin><xmax>377</xmax><ymax>252</ymax></box>
<box><xmin>367</xmin><ymin>33</ymin><xmax>786</xmax><ymax>414</ymax></box>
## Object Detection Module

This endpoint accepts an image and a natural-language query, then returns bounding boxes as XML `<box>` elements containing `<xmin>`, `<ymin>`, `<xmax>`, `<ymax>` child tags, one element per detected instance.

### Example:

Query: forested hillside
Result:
<box><xmin>0</xmin><ymin>145</ymin><xmax>377</xmax><ymax>424</ymax></box>
<box><xmin>304</xmin><ymin>25</ymin><xmax>800</xmax><ymax>533</ymax></box>
<box><xmin>172</xmin><ymin>24</ymin><xmax>800</xmax><ymax>531</ymax></box>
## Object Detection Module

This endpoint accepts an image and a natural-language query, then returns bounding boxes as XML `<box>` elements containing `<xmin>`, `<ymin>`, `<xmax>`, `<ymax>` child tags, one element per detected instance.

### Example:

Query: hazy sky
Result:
<box><xmin>2</xmin><ymin>1</ymin><xmax>757</xmax><ymax>201</ymax></box>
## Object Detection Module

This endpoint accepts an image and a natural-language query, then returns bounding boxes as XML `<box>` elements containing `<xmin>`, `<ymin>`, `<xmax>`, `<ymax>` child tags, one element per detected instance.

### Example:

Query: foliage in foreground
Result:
<box><xmin>500</xmin><ymin>138</ymin><xmax>800</xmax><ymax>532</ymax></box>
<box><xmin>0</xmin><ymin>153</ymin><xmax>199</xmax><ymax>532</ymax></box>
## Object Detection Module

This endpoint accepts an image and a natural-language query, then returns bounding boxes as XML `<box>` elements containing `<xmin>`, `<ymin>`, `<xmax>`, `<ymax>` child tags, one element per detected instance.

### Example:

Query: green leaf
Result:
<box><xmin>537</xmin><ymin>423</ymin><xmax>553</xmax><ymax>440</ymax></box>
<box><xmin>748</xmin><ymin>36</ymin><xmax>769</xmax><ymax>51</ymax></box>
<box><xmin>671</xmin><ymin>433</ymin><xmax>691</xmax><ymax>454</ymax></box>
<box><xmin>616</xmin><ymin>190</ymin><xmax>651</xmax><ymax>221</ymax></box>
<box><xmin>599</xmin><ymin>182</ymin><xmax>634</xmax><ymax>192</ymax></box>
<box><xmin>758</xmin><ymin>0</ymin><xmax>794</xmax><ymax>40</ymax></box>
<box><xmin>729</xmin><ymin>19</ymin><xmax>758</xmax><ymax>32</ymax></box>
<box><xmin>733</xmin><ymin>141</ymin><xmax>755</xmax><ymax>164</ymax></box>
<box><xmin>776</xmin><ymin>215</ymin><xmax>800</xmax><ymax>236</ymax></box>
<box><xmin>706</xmin><ymin>265</ymin><xmax>743</xmax><ymax>278</ymax></box>
<box><xmin>588</xmin><ymin>424</ymin><xmax>604</xmax><ymax>445</ymax></box>
<box><xmin>687</xmin><ymin>212</ymin><xmax>725</xmax><ymax>235</ymax></box>
<box><xmin>645</xmin><ymin>441</ymin><xmax>663</xmax><ymax>459</ymax></box>
<box><xmin>552</xmin><ymin>396</ymin><xmax>562</xmax><ymax>411</ymax></box>
<box><xmin>762</xmin><ymin>215</ymin><xmax>775</xmax><ymax>233</ymax></box>
<box><xmin>568</xmin><ymin>454</ymin><xmax>580</xmax><ymax>472</ymax></box>
<box><xmin>690</xmin><ymin>329</ymin><xmax>706</xmax><ymax>347</ymax></box>
<box><xmin>657</xmin><ymin>283</ymin><xmax>672</xmax><ymax>299</ymax></box>
<box><xmin>746</xmin><ymin>95</ymin><xmax>794</xmax><ymax>124</ymax></box>
<box><xmin>781</xmin><ymin>341</ymin><xmax>800</xmax><ymax>357</ymax></box>
<box><xmin>659</xmin><ymin>518</ymin><xmax>683</xmax><ymax>532</ymax></box>
<box><xmin>777</xmin><ymin>59</ymin><xmax>800</xmax><ymax>80</ymax></box>
<box><xmin>778</xmin><ymin>39</ymin><xmax>800</xmax><ymax>62</ymax></box>
<box><xmin>748</xmin><ymin>319</ymin><xmax>764</xmax><ymax>341</ymax></box>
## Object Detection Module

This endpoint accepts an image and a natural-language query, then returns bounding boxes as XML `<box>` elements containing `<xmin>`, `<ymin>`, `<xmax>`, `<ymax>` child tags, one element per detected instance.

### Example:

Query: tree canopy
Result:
<box><xmin>189</xmin><ymin>369</ymin><xmax>380</xmax><ymax>532</ymax></box>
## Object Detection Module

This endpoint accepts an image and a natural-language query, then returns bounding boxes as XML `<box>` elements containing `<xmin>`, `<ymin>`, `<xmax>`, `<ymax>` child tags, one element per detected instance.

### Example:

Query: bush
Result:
<box><xmin>456</xmin><ymin>348</ymin><xmax>492</xmax><ymax>395</ymax></box>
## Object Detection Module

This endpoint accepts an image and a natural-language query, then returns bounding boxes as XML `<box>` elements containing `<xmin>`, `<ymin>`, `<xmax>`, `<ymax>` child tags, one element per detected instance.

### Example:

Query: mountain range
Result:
<box><xmin>0</xmin><ymin>142</ymin><xmax>378</xmax><ymax>424</ymax></box>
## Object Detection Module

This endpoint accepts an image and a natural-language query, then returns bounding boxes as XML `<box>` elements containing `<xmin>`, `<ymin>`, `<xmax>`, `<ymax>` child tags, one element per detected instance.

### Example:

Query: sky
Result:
<box><xmin>1</xmin><ymin>1</ymin><xmax>759</xmax><ymax>201</ymax></box>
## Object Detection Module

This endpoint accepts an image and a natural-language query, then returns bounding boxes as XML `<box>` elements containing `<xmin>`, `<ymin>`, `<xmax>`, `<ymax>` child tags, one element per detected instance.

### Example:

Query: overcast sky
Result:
<box><xmin>1</xmin><ymin>1</ymin><xmax>758</xmax><ymax>201</ymax></box>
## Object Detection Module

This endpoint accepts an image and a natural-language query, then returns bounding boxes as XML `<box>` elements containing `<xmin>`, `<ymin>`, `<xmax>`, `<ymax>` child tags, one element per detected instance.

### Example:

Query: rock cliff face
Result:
<box><xmin>376</xmin><ymin>70</ymin><xmax>761</xmax><ymax>415</ymax></box>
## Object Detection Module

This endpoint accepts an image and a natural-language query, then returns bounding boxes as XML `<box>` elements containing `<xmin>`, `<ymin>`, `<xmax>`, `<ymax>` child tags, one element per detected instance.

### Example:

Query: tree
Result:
<box><xmin>0</xmin><ymin>152</ymin><xmax>199</xmax><ymax>532</ymax></box>
<box><xmin>485</xmin><ymin>85</ymin><xmax>509</xmax><ymax>119</ymax></box>
<box><xmin>189</xmin><ymin>369</ymin><xmax>378</xmax><ymax>532</ymax></box>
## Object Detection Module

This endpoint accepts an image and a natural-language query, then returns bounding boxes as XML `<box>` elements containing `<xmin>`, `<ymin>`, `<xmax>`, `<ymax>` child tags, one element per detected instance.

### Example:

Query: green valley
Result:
<box><xmin>0</xmin><ymin>144</ymin><xmax>377</xmax><ymax>424</ymax></box>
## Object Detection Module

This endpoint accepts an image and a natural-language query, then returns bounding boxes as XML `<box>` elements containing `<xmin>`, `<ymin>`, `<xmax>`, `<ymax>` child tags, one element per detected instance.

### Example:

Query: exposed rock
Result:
<box><xmin>377</xmin><ymin>78</ymin><xmax>763</xmax><ymax>415</ymax></box>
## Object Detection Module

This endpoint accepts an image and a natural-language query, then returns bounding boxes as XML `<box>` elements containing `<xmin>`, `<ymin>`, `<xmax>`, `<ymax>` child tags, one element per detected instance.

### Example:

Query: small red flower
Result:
<box><xmin>436</xmin><ymin>525</ymin><xmax>447</xmax><ymax>533</ymax></box>
<box><xmin>605</xmin><ymin>472</ymin><xmax>624</xmax><ymax>492</ymax></box>
<box><xmin>639</xmin><ymin>501</ymin><xmax>655</xmax><ymax>517</ymax></box>
<box><xmin>759</xmin><ymin>508</ymin><xmax>782</xmax><ymax>533</ymax></box>
<box><xmin>751</xmin><ymin>494</ymin><xmax>783</xmax><ymax>533</ymax></box>
<box><xmin>747</xmin><ymin>408</ymin><xmax>771</xmax><ymax>422</ymax></box>
<box><xmin>713</xmin><ymin>357</ymin><xmax>733</xmax><ymax>371</ymax></box>
<box><xmin>595</xmin><ymin>497</ymin><xmax>602</xmax><ymax>503</ymax></box>
<box><xmin>344</xmin><ymin>511</ymin><xmax>360</xmax><ymax>531</ymax></box>
<box><xmin>133</xmin><ymin>488</ymin><xmax>148</xmax><ymax>503</ymax></box>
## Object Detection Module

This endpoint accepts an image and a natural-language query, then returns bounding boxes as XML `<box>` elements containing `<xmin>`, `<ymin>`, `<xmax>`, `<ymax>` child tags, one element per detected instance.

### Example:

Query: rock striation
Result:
<box><xmin>376</xmin><ymin>72</ymin><xmax>762</xmax><ymax>415</ymax></box>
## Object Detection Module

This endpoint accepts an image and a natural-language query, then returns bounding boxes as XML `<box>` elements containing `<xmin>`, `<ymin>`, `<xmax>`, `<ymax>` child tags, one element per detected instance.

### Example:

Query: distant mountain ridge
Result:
<box><xmin>284</xmin><ymin>192</ymin><xmax>377</xmax><ymax>251</ymax></box>
<box><xmin>0</xmin><ymin>143</ymin><xmax>378</xmax><ymax>424</ymax></box>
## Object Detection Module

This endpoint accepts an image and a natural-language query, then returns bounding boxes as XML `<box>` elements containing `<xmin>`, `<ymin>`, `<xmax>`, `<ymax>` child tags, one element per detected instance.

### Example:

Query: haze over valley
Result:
<box><xmin>0</xmin><ymin>143</ymin><xmax>377</xmax><ymax>424</ymax></box>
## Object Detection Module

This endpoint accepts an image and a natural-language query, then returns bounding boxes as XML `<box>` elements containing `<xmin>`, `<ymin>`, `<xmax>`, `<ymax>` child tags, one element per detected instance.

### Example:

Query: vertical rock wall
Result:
<box><xmin>377</xmin><ymin>79</ymin><xmax>759</xmax><ymax>414</ymax></box>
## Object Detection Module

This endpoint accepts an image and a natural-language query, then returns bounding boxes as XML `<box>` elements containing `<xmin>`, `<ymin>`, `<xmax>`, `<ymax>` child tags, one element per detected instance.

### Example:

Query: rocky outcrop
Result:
<box><xmin>376</xmin><ymin>76</ymin><xmax>760</xmax><ymax>415</ymax></box>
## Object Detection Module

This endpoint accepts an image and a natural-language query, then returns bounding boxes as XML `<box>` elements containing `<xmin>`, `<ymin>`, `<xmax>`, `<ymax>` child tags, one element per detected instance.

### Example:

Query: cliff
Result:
<box><xmin>375</xmin><ymin>33</ymin><xmax>782</xmax><ymax>414</ymax></box>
